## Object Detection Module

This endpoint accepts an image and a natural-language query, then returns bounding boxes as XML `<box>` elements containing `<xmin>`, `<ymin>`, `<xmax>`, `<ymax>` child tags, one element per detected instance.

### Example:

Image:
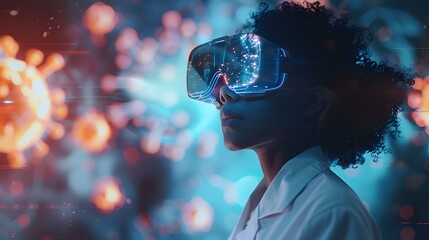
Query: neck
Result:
<box><xmin>253</xmin><ymin>140</ymin><xmax>318</xmax><ymax>186</ymax></box>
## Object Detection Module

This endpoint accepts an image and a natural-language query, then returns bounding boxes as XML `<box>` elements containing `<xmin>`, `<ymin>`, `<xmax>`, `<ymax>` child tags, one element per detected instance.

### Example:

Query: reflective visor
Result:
<box><xmin>187</xmin><ymin>33</ymin><xmax>287</xmax><ymax>103</ymax></box>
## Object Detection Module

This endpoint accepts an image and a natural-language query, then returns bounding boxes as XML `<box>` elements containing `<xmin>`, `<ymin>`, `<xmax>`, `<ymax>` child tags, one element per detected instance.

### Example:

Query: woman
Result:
<box><xmin>186</xmin><ymin>1</ymin><xmax>413</xmax><ymax>239</ymax></box>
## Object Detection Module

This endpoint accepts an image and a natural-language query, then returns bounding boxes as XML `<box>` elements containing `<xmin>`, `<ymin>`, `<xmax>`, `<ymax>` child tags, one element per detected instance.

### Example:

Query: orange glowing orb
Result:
<box><xmin>71</xmin><ymin>109</ymin><xmax>112</xmax><ymax>153</ymax></box>
<box><xmin>408</xmin><ymin>77</ymin><xmax>429</xmax><ymax>131</ymax></box>
<box><xmin>0</xmin><ymin>35</ymin><xmax>67</xmax><ymax>167</ymax></box>
<box><xmin>91</xmin><ymin>178</ymin><xmax>125</xmax><ymax>213</ymax></box>
<box><xmin>182</xmin><ymin>196</ymin><xmax>214</xmax><ymax>232</ymax></box>
<box><xmin>82</xmin><ymin>2</ymin><xmax>118</xmax><ymax>37</ymax></box>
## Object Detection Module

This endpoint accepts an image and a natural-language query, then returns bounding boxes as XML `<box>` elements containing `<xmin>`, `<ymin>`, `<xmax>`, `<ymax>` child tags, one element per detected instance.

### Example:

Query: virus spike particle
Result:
<box><xmin>0</xmin><ymin>35</ymin><xmax>66</xmax><ymax>167</ymax></box>
<box><xmin>33</xmin><ymin>140</ymin><xmax>49</xmax><ymax>159</ymax></box>
<box><xmin>0</xmin><ymin>35</ymin><xmax>19</xmax><ymax>58</ymax></box>
<box><xmin>25</xmin><ymin>49</ymin><xmax>44</xmax><ymax>67</ymax></box>
<box><xmin>71</xmin><ymin>109</ymin><xmax>112</xmax><ymax>153</ymax></box>
<box><xmin>91</xmin><ymin>178</ymin><xmax>125</xmax><ymax>213</ymax></box>
<box><xmin>39</xmin><ymin>53</ymin><xmax>65</xmax><ymax>78</ymax></box>
<box><xmin>83</xmin><ymin>2</ymin><xmax>118</xmax><ymax>37</ymax></box>
<box><xmin>7</xmin><ymin>152</ymin><xmax>25</xmax><ymax>169</ymax></box>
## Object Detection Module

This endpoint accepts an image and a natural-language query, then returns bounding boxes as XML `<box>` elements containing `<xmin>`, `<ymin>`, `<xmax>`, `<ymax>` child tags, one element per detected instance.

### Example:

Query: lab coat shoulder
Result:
<box><xmin>299</xmin><ymin>170</ymin><xmax>382</xmax><ymax>240</ymax></box>
<box><xmin>300</xmin><ymin>205</ymin><xmax>382</xmax><ymax>240</ymax></box>
<box><xmin>303</xmin><ymin>170</ymin><xmax>368</xmax><ymax>212</ymax></box>
<box><xmin>257</xmin><ymin>170</ymin><xmax>382</xmax><ymax>240</ymax></box>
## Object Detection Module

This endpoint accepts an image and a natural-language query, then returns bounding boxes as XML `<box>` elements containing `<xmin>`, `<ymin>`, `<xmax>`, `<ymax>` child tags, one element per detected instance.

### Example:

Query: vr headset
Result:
<box><xmin>186</xmin><ymin>33</ymin><xmax>288</xmax><ymax>104</ymax></box>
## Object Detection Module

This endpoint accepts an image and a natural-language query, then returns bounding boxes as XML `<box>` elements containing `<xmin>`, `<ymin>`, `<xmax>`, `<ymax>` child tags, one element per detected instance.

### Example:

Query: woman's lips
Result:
<box><xmin>221</xmin><ymin>110</ymin><xmax>244</xmax><ymax>128</ymax></box>
<box><xmin>222</xmin><ymin>118</ymin><xmax>242</xmax><ymax>128</ymax></box>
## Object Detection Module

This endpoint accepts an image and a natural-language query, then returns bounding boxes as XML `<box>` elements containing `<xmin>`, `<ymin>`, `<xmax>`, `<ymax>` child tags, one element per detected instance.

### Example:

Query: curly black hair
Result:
<box><xmin>241</xmin><ymin>1</ymin><xmax>414</xmax><ymax>168</ymax></box>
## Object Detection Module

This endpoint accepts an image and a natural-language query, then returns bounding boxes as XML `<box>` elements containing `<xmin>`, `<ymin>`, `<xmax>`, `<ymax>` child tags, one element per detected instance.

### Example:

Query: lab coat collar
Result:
<box><xmin>257</xmin><ymin>146</ymin><xmax>329</xmax><ymax>219</ymax></box>
<box><xmin>229</xmin><ymin>146</ymin><xmax>330</xmax><ymax>240</ymax></box>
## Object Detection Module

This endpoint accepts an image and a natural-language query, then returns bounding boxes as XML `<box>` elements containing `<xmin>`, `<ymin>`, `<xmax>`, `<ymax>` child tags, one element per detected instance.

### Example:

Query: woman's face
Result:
<box><xmin>218</xmin><ymin>83</ymin><xmax>313</xmax><ymax>151</ymax></box>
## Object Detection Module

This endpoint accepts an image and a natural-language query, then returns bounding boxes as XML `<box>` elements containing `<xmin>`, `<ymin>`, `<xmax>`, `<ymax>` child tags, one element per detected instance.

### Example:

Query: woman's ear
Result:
<box><xmin>304</xmin><ymin>86</ymin><xmax>335</xmax><ymax>118</ymax></box>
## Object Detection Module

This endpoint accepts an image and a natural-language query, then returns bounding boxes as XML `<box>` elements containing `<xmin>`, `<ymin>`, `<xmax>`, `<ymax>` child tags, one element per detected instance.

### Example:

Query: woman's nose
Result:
<box><xmin>219</xmin><ymin>85</ymin><xmax>240</xmax><ymax>106</ymax></box>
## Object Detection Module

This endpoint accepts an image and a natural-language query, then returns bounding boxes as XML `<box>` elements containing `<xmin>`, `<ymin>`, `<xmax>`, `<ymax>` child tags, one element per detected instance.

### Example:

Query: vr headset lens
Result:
<box><xmin>187</xmin><ymin>33</ymin><xmax>286</xmax><ymax>104</ymax></box>
<box><xmin>187</xmin><ymin>43</ymin><xmax>224</xmax><ymax>103</ymax></box>
<box><xmin>224</xmin><ymin>35</ymin><xmax>260</xmax><ymax>88</ymax></box>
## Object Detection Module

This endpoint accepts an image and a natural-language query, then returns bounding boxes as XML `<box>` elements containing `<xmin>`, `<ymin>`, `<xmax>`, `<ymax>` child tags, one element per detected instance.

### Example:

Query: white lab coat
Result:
<box><xmin>228</xmin><ymin>146</ymin><xmax>382</xmax><ymax>240</ymax></box>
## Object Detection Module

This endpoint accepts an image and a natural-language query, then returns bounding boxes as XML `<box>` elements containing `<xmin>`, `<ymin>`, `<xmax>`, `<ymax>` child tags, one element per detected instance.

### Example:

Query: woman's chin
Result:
<box><xmin>225</xmin><ymin>145</ymin><xmax>241</xmax><ymax>151</ymax></box>
<box><xmin>223</xmin><ymin>138</ymin><xmax>248</xmax><ymax>151</ymax></box>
